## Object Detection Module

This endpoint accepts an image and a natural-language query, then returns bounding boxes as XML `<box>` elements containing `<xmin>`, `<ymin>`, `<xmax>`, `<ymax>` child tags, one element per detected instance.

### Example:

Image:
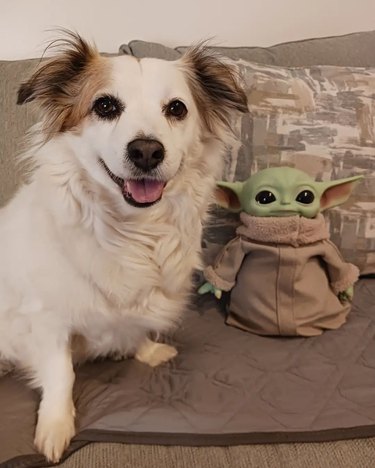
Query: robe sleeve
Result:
<box><xmin>321</xmin><ymin>239</ymin><xmax>360</xmax><ymax>294</ymax></box>
<box><xmin>203</xmin><ymin>236</ymin><xmax>247</xmax><ymax>291</ymax></box>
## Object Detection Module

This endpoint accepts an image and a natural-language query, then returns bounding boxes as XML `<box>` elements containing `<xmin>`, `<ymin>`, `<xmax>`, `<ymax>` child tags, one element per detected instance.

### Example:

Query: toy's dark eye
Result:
<box><xmin>296</xmin><ymin>190</ymin><xmax>315</xmax><ymax>204</ymax></box>
<box><xmin>164</xmin><ymin>100</ymin><xmax>188</xmax><ymax>120</ymax></box>
<box><xmin>255</xmin><ymin>191</ymin><xmax>276</xmax><ymax>204</ymax></box>
<box><xmin>93</xmin><ymin>95</ymin><xmax>123</xmax><ymax>120</ymax></box>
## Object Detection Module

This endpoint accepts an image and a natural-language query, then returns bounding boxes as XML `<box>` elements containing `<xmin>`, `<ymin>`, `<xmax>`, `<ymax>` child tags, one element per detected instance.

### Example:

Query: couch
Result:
<box><xmin>0</xmin><ymin>30</ymin><xmax>374</xmax><ymax>468</ymax></box>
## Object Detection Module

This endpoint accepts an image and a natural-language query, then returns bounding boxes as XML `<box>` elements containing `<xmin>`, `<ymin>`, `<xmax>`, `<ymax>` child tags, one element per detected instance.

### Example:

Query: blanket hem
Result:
<box><xmin>75</xmin><ymin>425</ymin><xmax>375</xmax><ymax>446</ymax></box>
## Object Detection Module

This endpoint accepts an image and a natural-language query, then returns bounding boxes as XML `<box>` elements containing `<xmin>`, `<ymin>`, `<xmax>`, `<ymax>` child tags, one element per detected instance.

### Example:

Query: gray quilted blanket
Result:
<box><xmin>0</xmin><ymin>278</ymin><xmax>374</xmax><ymax>468</ymax></box>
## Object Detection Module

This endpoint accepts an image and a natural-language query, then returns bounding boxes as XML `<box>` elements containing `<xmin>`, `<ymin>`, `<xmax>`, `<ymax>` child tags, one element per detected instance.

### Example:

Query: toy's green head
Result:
<box><xmin>215</xmin><ymin>167</ymin><xmax>363</xmax><ymax>218</ymax></box>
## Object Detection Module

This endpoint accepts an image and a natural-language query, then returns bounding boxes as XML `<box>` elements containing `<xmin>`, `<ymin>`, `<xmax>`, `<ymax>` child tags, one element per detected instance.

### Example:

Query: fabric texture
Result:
<box><xmin>0</xmin><ymin>59</ymin><xmax>40</xmax><ymax>206</ymax></box>
<box><xmin>1</xmin><ymin>278</ymin><xmax>375</xmax><ymax>467</ymax></box>
<box><xmin>119</xmin><ymin>41</ymin><xmax>179</xmax><ymax>60</ymax></box>
<box><xmin>51</xmin><ymin>438</ymin><xmax>375</xmax><ymax>468</ymax></box>
<box><xmin>204</xmin><ymin>214</ymin><xmax>359</xmax><ymax>336</ymax></box>
<box><xmin>122</xmin><ymin>30</ymin><xmax>375</xmax><ymax>67</ymax></box>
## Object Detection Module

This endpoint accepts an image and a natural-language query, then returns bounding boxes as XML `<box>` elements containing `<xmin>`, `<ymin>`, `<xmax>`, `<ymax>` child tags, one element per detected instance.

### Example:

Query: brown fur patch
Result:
<box><xmin>181</xmin><ymin>44</ymin><xmax>248</xmax><ymax>134</ymax></box>
<box><xmin>17</xmin><ymin>31</ymin><xmax>109</xmax><ymax>140</ymax></box>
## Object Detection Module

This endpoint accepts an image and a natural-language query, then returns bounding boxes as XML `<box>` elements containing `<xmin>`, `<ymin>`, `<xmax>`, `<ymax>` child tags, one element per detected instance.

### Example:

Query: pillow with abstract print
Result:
<box><xmin>203</xmin><ymin>61</ymin><xmax>375</xmax><ymax>274</ymax></box>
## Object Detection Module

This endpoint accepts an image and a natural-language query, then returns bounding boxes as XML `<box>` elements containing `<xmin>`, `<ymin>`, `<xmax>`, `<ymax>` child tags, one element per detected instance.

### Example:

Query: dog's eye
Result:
<box><xmin>93</xmin><ymin>95</ymin><xmax>123</xmax><ymax>120</ymax></box>
<box><xmin>164</xmin><ymin>100</ymin><xmax>188</xmax><ymax>120</ymax></box>
<box><xmin>255</xmin><ymin>191</ymin><xmax>276</xmax><ymax>204</ymax></box>
<box><xmin>296</xmin><ymin>190</ymin><xmax>315</xmax><ymax>204</ymax></box>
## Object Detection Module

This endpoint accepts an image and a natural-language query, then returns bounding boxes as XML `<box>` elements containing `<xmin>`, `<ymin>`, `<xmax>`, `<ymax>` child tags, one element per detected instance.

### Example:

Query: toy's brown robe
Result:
<box><xmin>204</xmin><ymin>213</ymin><xmax>359</xmax><ymax>336</ymax></box>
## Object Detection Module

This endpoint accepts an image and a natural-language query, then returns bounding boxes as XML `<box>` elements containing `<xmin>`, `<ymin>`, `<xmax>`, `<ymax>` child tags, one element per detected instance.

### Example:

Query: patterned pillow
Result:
<box><xmin>204</xmin><ymin>61</ymin><xmax>375</xmax><ymax>274</ymax></box>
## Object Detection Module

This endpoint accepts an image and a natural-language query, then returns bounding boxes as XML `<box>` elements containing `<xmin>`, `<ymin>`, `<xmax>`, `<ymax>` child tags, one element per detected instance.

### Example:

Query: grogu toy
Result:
<box><xmin>198</xmin><ymin>167</ymin><xmax>363</xmax><ymax>336</ymax></box>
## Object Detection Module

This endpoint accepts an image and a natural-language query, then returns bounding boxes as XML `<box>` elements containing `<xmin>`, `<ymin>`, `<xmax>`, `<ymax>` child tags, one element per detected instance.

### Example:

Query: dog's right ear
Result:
<box><xmin>181</xmin><ymin>43</ymin><xmax>248</xmax><ymax>134</ymax></box>
<box><xmin>16</xmin><ymin>31</ymin><xmax>107</xmax><ymax>139</ymax></box>
<box><xmin>17</xmin><ymin>82</ymin><xmax>35</xmax><ymax>105</ymax></box>
<box><xmin>17</xmin><ymin>31</ymin><xmax>99</xmax><ymax>105</ymax></box>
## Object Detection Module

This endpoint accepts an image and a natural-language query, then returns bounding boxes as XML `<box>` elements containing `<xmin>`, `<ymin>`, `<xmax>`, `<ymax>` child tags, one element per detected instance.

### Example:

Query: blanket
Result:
<box><xmin>0</xmin><ymin>279</ymin><xmax>374</xmax><ymax>467</ymax></box>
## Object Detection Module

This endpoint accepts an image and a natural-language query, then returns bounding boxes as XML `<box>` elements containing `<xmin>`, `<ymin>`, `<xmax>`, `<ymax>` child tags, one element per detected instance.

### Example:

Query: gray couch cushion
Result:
<box><xmin>122</xmin><ymin>30</ymin><xmax>375</xmax><ymax>67</ymax></box>
<box><xmin>120</xmin><ymin>40</ymin><xmax>181</xmax><ymax>60</ymax></box>
<box><xmin>258</xmin><ymin>30</ymin><xmax>375</xmax><ymax>67</ymax></box>
<box><xmin>0</xmin><ymin>59</ymin><xmax>39</xmax><ymax>206</ymax></box>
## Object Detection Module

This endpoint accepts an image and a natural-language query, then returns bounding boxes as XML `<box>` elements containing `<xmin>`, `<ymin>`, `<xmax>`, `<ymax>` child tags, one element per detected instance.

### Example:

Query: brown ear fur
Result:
<box><xmin>182</xmin><ymin>44</ymin><xmax>248</xmax><ymax>133</ymax></box>
<box><xmin>17</xmin><ymin>31</ymin><xmax>108</xmax><ymax>139</ymax></box>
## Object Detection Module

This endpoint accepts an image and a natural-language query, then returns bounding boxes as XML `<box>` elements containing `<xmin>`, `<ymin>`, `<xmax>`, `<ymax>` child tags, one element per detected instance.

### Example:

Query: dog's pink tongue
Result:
<box><xmin>125</xmin><ymin>180</ymin><xmax>165</xmax><ymax>203</ymax></box>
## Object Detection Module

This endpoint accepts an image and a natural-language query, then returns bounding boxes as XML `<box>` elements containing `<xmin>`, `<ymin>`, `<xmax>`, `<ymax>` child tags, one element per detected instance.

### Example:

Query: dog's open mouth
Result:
<box><xmin>100</xmin><ymin>159</ymin><xmax>166</xmax><ymax>207</ymax></box>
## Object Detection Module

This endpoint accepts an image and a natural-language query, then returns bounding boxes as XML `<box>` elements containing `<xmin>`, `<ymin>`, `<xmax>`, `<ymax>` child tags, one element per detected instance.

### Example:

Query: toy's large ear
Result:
<box><xmin>318</xmin><ymin>175</ymin><xmax>363</xmax><ymax>211</ymax></box>
<box><xmin>214</xmin><ymin>181</ymin><xmax>243</xmax><ymax>212</ymax></box>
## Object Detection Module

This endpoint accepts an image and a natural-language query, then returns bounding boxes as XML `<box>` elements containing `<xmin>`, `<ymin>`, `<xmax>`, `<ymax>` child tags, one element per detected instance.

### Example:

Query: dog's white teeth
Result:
<box><xmin>125</xmin><ymin>180</ymin><xmax>165</xmax><ymax>204</ymax></box>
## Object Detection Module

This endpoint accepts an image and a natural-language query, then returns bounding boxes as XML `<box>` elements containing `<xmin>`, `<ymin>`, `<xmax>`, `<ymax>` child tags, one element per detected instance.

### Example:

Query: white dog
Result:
<box><xmin>0</xmin><ymin>32</ymin><xmax>247</xmax><ymax>462</ymax></box>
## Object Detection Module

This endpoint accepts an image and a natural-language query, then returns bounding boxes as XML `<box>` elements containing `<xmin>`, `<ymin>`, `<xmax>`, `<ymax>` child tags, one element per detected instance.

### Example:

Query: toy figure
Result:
<box><xmin>198</xmin><ymin>167</ymin><xmax>363</xmax><ymax>336</ymax></box>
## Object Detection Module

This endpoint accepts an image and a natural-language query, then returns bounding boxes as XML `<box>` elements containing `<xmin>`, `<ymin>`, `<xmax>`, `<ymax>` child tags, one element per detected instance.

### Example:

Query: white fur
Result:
<box><xmin>0</xmin><ymin>51</ymin><xmax>238</xmax><ymax>462</ymax></box>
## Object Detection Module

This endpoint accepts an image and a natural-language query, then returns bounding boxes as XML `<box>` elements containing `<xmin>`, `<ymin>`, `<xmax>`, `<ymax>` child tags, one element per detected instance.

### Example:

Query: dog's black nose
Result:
<box><xmin>127</xmin><ymin>139</ymin><xmax>165</xmax><ymax>172</ymax></box>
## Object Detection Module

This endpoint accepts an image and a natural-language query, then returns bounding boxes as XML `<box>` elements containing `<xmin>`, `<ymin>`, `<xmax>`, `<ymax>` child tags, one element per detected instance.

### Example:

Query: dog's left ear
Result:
<box><xmin>182</xmin><ymin>44</ymin><xmax>248</xmax><ymax>133</ymax></box>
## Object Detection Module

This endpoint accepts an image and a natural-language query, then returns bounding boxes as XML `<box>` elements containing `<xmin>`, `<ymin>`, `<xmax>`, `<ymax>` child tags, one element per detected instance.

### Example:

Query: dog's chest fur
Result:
<box><xmin>58</xmin><ymin>185</ymin><xmax>205</xmax><ymax>358</ymax></box>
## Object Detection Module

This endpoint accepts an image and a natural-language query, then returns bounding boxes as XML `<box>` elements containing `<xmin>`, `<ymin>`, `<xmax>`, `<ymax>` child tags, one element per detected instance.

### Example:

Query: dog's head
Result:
<box><xmin>17</xmin><ymin>32</ymin><xmax>248</xmax><ymax>208</ymax></box>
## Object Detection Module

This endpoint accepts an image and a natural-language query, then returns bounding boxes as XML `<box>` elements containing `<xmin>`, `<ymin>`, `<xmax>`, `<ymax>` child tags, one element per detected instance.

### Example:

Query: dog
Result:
<box><xmin>0</xmin><ymin>32</ymin><xmax>247</xmax><ymax>462</ymax></box>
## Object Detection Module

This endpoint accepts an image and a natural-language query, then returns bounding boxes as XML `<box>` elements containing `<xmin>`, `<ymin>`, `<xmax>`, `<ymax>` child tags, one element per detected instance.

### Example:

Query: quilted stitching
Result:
<box><xmin>0</xmin><ymin>279</ymin><xmax>374</xmax><ymax>466</ymax></box>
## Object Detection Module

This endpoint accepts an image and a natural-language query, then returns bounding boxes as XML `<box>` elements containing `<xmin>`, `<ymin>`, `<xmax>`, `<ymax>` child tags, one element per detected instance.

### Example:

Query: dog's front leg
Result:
<box><xmin>33</xmin><ymin>344</ymin><xmax>76</xmax><ymax>463</ymax></box>
<box><xmin>135</xmin><ymin>337</ymin><xmax>177</xmax><ymax>367</ymax></box>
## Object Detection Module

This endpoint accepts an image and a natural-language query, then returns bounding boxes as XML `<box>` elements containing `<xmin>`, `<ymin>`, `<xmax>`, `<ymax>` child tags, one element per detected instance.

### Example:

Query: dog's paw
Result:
<box><xmin>34</xmin><ymin>407</ymin><xmax>76</xmax><ymax>463</ymax></box>
<box><xmin>135</xmin><ymin>339</ymin><xmax>177</xmax><ymax>367</ymax></box>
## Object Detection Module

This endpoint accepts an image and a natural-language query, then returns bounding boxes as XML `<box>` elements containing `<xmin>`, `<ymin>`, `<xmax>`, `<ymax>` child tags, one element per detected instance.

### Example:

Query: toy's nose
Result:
<box><xmin>280</xmin><ymin>196</ymin><xmax>292</xmax><ymax>205</ymax></box>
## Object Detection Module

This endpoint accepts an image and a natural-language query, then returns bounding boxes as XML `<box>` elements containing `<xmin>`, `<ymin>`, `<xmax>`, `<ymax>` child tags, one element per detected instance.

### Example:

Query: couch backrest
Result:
<box><xmin>123</xmin><ymin>30</ymin><xmax>375</xmax><ymax>67</ymax></box>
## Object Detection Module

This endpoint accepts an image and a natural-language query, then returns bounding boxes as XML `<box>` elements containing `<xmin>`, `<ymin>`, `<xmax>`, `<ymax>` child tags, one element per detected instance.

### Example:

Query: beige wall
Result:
<box><xmin>1</xmin><ymin>0</ymin><xmax>375</xmax><ymax>59</ymax></box>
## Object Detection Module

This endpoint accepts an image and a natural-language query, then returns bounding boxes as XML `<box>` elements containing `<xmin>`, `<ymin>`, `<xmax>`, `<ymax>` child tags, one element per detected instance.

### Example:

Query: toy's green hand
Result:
<box><xmin>198</xmin><ymin>282</ymin><xmax>222</xmax><ymax>299</ymax></box>
<box><xmin>338</xmin><ymin>286</ymin><xmax>354</xmax><ymax>303</ymax></box>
